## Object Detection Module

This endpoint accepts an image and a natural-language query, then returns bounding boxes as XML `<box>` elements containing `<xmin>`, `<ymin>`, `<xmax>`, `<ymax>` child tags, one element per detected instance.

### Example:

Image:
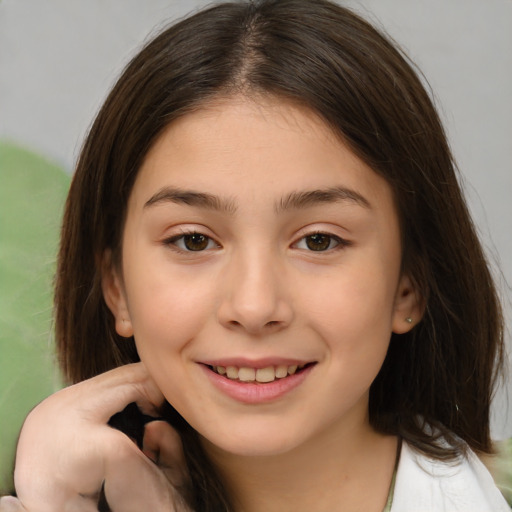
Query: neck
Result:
<box><xmin>202</xmin><ymin>414</ymin><xmax>398</xmax><ymax>512</ymax></box>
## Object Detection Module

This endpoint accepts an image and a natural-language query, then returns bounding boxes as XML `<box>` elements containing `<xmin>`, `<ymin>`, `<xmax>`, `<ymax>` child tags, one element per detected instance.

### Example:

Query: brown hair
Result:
<box><xmin>55</xmin><ymin>0</ymin><xmax>505</xmax><ymax>509</ymax></box>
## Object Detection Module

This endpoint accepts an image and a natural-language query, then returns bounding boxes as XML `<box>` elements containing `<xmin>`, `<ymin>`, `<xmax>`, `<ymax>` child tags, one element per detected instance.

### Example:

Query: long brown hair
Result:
<box><xmin>55</xmin><ymin>0</ymin><xmax>505</xmax><ymax>509</ymax></box>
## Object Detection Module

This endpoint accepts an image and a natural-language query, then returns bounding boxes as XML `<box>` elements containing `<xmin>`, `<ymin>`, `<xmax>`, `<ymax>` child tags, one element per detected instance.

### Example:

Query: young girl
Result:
<box><xmin>1</xmin><ymin>0</ymin><xmax>509</xmax><ymax>510</ymax></box>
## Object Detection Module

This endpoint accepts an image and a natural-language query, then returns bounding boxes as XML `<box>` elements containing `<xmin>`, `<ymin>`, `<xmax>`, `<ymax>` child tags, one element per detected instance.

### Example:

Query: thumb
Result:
<box><xmin>143</xmin><ymin>420</ymin><xmax>189</xmax><ymax>488</ymax></box>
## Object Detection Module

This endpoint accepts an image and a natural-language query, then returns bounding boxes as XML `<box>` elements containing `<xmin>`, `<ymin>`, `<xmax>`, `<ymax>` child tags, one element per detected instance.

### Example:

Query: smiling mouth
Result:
<box><xmin>206</xmin><ymin>363</ymin><xmax>314</xmax><ymax>383</ymax></box>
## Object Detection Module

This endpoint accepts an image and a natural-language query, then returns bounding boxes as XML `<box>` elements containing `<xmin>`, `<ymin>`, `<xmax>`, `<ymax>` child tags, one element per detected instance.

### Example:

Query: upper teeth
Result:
<box><xmin>213</xmin><ymin>364</ymin><xmax>304</xmax><ymax>383</ymax></box>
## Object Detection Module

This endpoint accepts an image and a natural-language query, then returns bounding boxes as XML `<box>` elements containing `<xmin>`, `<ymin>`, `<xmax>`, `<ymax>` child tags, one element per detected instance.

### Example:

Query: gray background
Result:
<box><xmin>1</xmin><ymin>0</ymin><xmax>511</xmax><ymax>438</ymax></box>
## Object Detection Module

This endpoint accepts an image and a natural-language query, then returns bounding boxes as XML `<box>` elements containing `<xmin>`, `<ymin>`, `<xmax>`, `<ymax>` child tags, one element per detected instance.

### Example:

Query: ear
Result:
<box><xmin>391</xmin><ymin>274</ymin><xmax>424</xmax><ymax>334</ymax></box>
<box><xmin>101</xmin><ymin>250</ymin><xmax>134</xmax><ymax>338</ymax></box>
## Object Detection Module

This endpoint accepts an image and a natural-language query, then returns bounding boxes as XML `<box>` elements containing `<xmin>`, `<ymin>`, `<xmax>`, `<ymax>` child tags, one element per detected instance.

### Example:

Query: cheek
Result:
<box><xmin>125</xmin><ymin>276</ymin><xmax>216</xmax><ymax>406</ymax></box>
<box><xmin>303</xmin><ymin>265</ymin><xmax>398</xmax><ymax>338</ymax></box>
<box><xmin>123</xmin><ymin>266</ymin><xmax>217</xmax><ymax>354</ymax></box>
<box><xmin>299</xmin><ymin>258</ymin><xmax>399</xmax><ymax>388</ymax></box>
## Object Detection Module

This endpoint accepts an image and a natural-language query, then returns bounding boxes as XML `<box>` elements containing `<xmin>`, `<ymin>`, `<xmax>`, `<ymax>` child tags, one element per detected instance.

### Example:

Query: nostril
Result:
<box><xmin>226</xmin><ymin>319</ymin><xmax>281</xmax><ymax>333</ymax></box>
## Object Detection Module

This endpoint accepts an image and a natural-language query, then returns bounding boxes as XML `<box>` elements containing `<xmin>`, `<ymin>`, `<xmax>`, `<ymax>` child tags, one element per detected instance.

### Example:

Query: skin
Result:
<box><xmin>101</xmin><ymin>95</ymin><xmax>422</xmax><ymax>511</ymax></box>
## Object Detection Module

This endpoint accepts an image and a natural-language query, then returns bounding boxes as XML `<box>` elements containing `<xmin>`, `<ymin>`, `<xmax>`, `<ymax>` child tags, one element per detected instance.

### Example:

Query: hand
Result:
<box><xmin>13</xmin><ymin>363</ymin><xmax>191</xmax><ymax>511</ymax></box>
<box><xmin>0</xmin><ymin>496</ymin><xmax>27</xmax><ymax>512</ymax></box>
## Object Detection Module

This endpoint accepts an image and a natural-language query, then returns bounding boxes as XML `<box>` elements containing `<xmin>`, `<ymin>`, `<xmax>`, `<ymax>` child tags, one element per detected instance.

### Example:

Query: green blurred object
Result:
<box><xmin>491</xmin><ymin>439</ymin><xmax>512</xmax><ymax>507</ymax></box>
<box><xmin>0</xmin><ymin>141</ymin><xmax>70</xmax><ymax>494</ymax></box>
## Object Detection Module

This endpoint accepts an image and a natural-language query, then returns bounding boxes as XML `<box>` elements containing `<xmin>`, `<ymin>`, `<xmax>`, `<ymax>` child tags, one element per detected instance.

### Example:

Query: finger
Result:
<box><xmin>15</xmin><ymin>422</ymin><xmax>145</xmax><ymax>511</ymax></box>
<box><xmin>143</xmin><ymin>421</ymin><xmax>188</xmax><ymax>487</ymax></box>
<box><xmin>103</xmin><ymin>441</ymin><xmax>186</xmax><ymax>511</ymax></box>
<box><xmin>143</xmin><ymin>421</ymin><xmax>185</xmax><ymax>465</ymax></box>
<box><xmin>0</xmin><ymin>497</ymin><xmax>27</xmax><ymax>512</ymax></box>
<box><xmin>31</xmin><ymin>363</ymin><xmax>165</xmax><ymax>426</ymax></box>
<box><xmin>76</xmin><ymin>363</ymin><xmax>166</xmax><ymax>423</ymax></box>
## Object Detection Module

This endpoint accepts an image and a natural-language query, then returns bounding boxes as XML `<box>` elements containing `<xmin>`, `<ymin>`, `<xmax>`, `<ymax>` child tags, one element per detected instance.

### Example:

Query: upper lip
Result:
<box><xmin>199</xmin><ymin>358</ymin><xmax>314</xmax><ymax>369</ymax></box>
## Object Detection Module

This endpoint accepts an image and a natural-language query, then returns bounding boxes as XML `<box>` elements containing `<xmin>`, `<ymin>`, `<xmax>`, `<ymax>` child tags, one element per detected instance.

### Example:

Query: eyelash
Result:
<box><xmin>163</xmin><ymin>230</ymin><xmax>350</xmax><ymax>253</ymax></box>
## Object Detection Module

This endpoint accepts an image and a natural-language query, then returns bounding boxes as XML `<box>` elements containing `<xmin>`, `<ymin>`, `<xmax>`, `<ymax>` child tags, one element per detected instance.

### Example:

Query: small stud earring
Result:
<box><xmin>405</xmin><ymin>317</ymin><xmax>413</xmax><ymax>324</ymax></box>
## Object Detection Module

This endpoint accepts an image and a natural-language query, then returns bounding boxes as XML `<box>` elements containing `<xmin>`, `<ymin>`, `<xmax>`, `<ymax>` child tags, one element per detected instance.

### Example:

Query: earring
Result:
<box><xmin>405</xmin><ymin>317</ymin><xmax>413</xmax><ymax>324</ymax></box>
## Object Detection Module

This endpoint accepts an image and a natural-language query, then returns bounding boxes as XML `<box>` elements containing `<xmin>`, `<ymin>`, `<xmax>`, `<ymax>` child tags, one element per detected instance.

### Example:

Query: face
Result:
<box><xmin>103</xmin><ymin>96</ymin><xmax>420</xmax><ymax>457</ymax></box>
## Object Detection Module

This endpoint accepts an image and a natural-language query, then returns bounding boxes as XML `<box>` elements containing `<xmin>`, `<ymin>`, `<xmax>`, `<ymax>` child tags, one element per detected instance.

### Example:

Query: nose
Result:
<box><xmin>217</xmin><ymin>249</ymin><xmax>293</xmax><ymax>336</ymax></box>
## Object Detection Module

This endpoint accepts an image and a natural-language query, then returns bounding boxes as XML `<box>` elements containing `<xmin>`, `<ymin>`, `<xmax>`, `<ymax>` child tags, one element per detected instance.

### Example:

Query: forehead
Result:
<box><xmin>130</xmin><ymin>95</ymin><xmax>395</xmax><ymax>215</ymax></box>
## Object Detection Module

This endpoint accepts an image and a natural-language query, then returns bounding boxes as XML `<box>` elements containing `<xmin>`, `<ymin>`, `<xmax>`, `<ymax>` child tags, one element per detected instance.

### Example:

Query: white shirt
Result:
<box><xmin>391</xmin><ymin>441</ymin><xmax>510</xmax><ymax>511</ymax></box>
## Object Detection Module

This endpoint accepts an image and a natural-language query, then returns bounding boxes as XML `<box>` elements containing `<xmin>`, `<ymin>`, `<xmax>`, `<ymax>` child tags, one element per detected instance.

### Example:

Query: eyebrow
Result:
<box><xmin>144</xmin><ymin>187</ymin><xmax>237</xmax><ymax>214</ymax></box>
<box><xmin>275</xmin><ymin>186</ymin><xmax>371</xmax><ymax>213</ymax></box>
<box><xmin>143</xmin><ymin>185</ymin><xmax>371</xmax><ymax>214</ymax></box>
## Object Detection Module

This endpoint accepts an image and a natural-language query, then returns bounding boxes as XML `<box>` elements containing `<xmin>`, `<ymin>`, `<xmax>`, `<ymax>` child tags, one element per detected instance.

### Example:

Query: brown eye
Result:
<box><xmin>305</xmin><ymin>233</ymin><xmax>332</xmax><ymax>251</ymax></box>
<box><xmin>167</xmin><ymin>232</ymin><xmax>217</xmax><ymax>252</ymax></box>
<box><xmin>295</xmin><ymin>233</ymin><xmax>344</xmax><ymax>252</ymax></box>
<box><xmin>183</xmin><ymin>233</ymin><xmax>211</xmax><ymax>251</ymax></box>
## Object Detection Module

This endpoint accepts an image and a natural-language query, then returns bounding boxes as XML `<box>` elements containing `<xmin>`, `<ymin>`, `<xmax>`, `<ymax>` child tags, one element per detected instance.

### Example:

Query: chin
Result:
<box><xmin>199</xmin><ymin>422</ymin><xmax>308</xmax><ymax>458</ymax></box>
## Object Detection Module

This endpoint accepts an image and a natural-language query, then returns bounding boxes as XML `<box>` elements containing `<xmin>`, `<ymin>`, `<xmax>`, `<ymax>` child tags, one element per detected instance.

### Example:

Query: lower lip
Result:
<box><xmin>200</xmin><ymin>364</ymin><xmax>315</xmax><ymax>404</ymax></box>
